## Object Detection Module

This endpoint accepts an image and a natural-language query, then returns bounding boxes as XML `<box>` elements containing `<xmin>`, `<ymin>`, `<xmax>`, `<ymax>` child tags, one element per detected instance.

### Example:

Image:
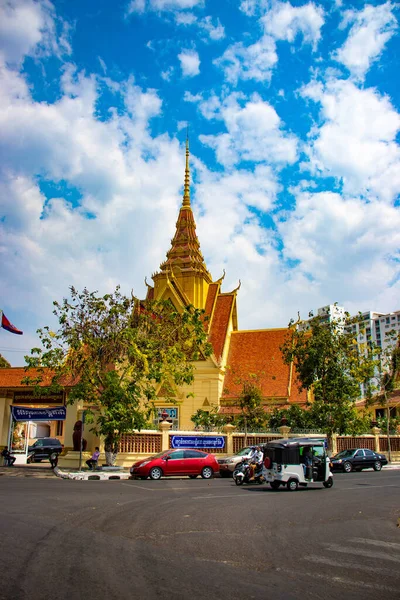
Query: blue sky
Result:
<box><xmin>0</xmin><ymin>0</ymin><xmax>399</xmax><ymax>365</ymax></box>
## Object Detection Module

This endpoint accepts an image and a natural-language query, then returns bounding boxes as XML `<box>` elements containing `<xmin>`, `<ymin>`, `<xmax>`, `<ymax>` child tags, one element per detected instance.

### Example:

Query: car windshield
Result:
<box><xmin>236</xmin><ymin>447</ymin><xmax>252</xmax><ymax>456</ymax></box>
<box><xmin>334</xmin><ymin>450</ymin><xmax>356</xmax><ymax>458</ymax></box>
<box><xmin>148</xmin><ymin>451</ymin><xmax>170</xmax><ymax>459</ymax></box>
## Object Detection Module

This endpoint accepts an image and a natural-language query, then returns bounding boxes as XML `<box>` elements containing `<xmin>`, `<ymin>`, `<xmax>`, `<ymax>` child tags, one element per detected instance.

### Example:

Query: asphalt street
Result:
<box><xmin>0</xmin><ymin>470</ymin><xmax>399</xmax><ymax>600</ymax></box>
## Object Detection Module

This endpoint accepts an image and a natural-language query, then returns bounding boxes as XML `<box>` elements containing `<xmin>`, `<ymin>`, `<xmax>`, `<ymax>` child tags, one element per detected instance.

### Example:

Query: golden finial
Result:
<box><xmin>183</xmin><ymin>127</ymin><xmax>190</xmax><ymax>207</ymax></box>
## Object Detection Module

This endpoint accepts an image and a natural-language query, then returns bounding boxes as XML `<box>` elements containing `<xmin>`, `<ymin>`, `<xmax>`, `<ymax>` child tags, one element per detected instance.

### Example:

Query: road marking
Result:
<box><xmin>300</xmin><ymin>570</ymin><xmax>399</xmax><ymax>594</ymax></box>
<box><xmin>325</xmin><ymin>543</ymin><xmax>400</xmax><ymax>563</ymax></box>
<box><xmin>350</xmin><ymin>538</ymin><xmax>400</xmax><ymax>551</ymax></box>
<box><xmin>191</xmin><ymin>494</ymin><xmax>249</xmax><ymax>500</ymax></box>
<box><xmin>304</xmin><ymin>555</ymin><xmax>396</xmax><ymax>576</ymax></box>
<box><xmin>338</xmin><ymin>484</ymin><xmax>399</xmax><ymax>490</ymax></box>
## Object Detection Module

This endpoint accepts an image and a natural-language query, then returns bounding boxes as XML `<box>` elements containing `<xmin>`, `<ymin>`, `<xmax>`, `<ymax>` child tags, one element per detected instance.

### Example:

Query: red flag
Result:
<box><xmin>1</xmin><ymin>312</ymin><xmax>23</xmax><ymax>335</ymax></box>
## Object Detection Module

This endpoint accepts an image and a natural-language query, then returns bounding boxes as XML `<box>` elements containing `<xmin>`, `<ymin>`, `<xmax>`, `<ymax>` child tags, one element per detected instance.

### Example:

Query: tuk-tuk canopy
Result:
<box><xmin>265</xmin><ymin>438</ymin><xmax>326</xmax><ymax>449</ymax></box>
<box><xmin>263</xmin><ymin>438</ymin><xmax>326</xmax><ymax>466</ymax></box>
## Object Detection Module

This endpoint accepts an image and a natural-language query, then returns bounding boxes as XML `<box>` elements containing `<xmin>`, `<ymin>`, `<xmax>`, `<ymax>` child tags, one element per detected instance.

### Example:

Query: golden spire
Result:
<box><xmin>183</xmin><ymin>128</ymin><xmax>190</xmax><ymax>207</ymax></box>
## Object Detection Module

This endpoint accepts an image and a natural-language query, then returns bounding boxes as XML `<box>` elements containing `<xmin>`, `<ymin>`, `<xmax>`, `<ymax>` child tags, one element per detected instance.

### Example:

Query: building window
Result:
<box><xmin>56</xmin><ymin>421</ymin><xmax>64</xmax><ymax>436</ymax></box>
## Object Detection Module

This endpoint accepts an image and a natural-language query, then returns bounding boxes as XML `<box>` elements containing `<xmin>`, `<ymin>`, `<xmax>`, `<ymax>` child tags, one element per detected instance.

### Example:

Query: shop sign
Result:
<box><xmin>171</xmin><ymin>435</ymin><xmax>225</xmax><ymax>449</ymax></box>
<box><xmin>11</xmin><ymin>406</ymin><xmax>67</xmax><ymax>421</ymax></box>
<box><xmin>13</xmin><ymin>390</ymin><xmax>64</xmax><ymax>405</ymax></box>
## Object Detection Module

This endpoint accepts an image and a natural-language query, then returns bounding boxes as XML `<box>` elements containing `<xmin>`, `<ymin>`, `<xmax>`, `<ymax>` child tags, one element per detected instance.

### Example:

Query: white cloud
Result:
<box><xmin>178</xmin><ymin>48</ymin><xmax>200</xmax><ymax>76</ymax></box>
<box><xmin>199</xmin><ymin>92</ymin><xmax>298</xmax><ymax>167</ymax></box>
<box><xmin>199</xmin><ymin>16</ymin><xmax>225</xmax><ymax>40</ymax></box>
<box><xmin>214</xmin><ymin>35</ymin><xmax>277</xmax><ymax>84</ymax></box>
<box><xmin>278</xmin><ymin>191</ymin><xmax>400</xmax><ymax>311</ymax></box>
<box><xmin>0</xmin><ymin>0</ymin><xmax>71</xmax><ymax>65</ymax></box>
<box><xmin>262</xmin><ymin>1</ymin><xmax>324</xmax><ymax>49</ymax></box>
<box><xmin>301</xmin><ymin>78</ymin><xmax>400</xmax><ymax>202</ymax></box>
<box><xmin>161</xmin><ymin>66</ymin><xmax>174</xmax><ymax>81</ymax></box>
<box><xmin>126</xmin><ymin>0</ymin><xmax>204</xmax><ymax>14</ymax></box>
<box><xmin>334</xmin><ymin>1</ymin><xmax>398</xmax><ymax>80</ymax></box>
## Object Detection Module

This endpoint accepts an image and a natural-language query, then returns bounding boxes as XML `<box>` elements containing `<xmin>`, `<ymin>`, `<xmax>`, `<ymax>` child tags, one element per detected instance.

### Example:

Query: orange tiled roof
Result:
<box><xmin>208</xmin><ymin>293</ymin><xmax>234</xmax><ymax>362</ymax></box>
<box><xmin>0</xmin><ymin>367</ymin><xmax>77</xmax><ymax>389</ymax></box>
<box><xmin>0</xmin><ymin>367</ymin><xmax>54</xmax><ymax>388</ymax></box>
<box><xmin>222</xmin><ymin>328</ymin><xmax>307</xmax><ymax>404</ymax></box>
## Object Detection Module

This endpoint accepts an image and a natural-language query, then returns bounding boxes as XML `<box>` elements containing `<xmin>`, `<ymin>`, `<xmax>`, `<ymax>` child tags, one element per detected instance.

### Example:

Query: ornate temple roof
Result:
<box><xmin>156</xmin><ymin>136</ymin><xmax>212</xmax><ymax>282</ymax></box>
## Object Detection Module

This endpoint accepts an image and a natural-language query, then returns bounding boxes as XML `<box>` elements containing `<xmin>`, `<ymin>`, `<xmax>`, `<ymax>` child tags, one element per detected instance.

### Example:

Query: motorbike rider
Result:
<box><xmin>249</xmin><ymin>446</ymin><xmax>263</xmax><ymax>479</ymax></box>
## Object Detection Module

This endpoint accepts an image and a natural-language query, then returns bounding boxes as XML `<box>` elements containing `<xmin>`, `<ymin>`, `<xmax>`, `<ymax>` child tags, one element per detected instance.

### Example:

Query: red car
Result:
<box><xmin>130</xmin><ymin>449</ymin><xmax>219</xmax><ymax>480</ymax></box>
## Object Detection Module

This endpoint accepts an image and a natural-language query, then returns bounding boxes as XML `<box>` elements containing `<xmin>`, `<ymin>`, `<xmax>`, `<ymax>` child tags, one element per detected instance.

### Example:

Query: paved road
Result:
<box><xmin>0</xmin><ymin>470</ymin><xmax>399</xmax><ymax>600</ymax></box>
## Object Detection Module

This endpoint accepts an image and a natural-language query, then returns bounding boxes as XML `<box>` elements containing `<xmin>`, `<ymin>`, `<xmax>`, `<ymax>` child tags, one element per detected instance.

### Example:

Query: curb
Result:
<box><xmin>54</xmin><ymin>467</ymin><xmax>130</xmax><ymax>481</ymax></box>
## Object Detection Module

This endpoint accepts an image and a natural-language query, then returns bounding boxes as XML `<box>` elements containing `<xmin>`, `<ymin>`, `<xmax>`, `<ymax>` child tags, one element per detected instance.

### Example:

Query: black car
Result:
<box><xmin>330</xmin><ymin>448</ymin><xmax>388</xmax><ymax>473</ymax></box>
<box><xmin>27</xmin><ymin>437</ymin><xmax>63</xmax><ymax>462</ymax></box>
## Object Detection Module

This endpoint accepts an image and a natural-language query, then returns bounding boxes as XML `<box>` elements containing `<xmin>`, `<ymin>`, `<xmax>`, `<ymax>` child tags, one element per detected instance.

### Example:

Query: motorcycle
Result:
<box><xmin>233</xmin><ymin>459</ymin><xmax>265</xmax><ymax>486</ymax></box>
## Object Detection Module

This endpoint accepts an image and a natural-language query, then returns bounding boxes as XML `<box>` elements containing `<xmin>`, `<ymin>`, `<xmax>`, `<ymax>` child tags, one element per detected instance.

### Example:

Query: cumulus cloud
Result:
<box><xmin>0</xmin><ymin>0</ymin><xmax>71</xmax><ymax>65</ymax></box>
<box><xmin>198</xmin><ymin>92</ymin><xmax>298</xmax><ymax>167</ymax></box>
<box><xmin>214</xmin><ymin>35</ymin><xmax>277</xmax><ymax>84</ymax></box>
<box><xmin>126</xmin><ymin>0</ymin><xmax>204</xmax><ymax>14</ymax></box>
<box><xmin>301</xmin><ymin>78</ymin><xmax>400</xmax><ymax>202</ymax></box>
<box><xmin>334</xmin><ymin>1</ymin><xmax>398</xmax><ymax>80</ymax></box>
<box><xmin>178</xmin><ymin>48</ymin><xmax>200</xmax><ymax>76</ymax></box>
<box><xmin>277</xmin><ymin>191</ymin><xmax>400</xmax><ymax>313</ymax></box>
<box><xmin>216</xmin><ymin>2</ymin><xmax>323</xmax><ymax>84</ymax></box>
<box><xmin>262</xmin><ymin>1</ymin><xmax>324</xmax><ymax>49</ymax></box>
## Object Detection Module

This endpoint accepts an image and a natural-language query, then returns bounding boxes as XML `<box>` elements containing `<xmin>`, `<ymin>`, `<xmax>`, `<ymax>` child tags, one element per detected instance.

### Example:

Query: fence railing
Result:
<box><xmin>119</xmin><ymin>432</ymin><xmax>162</xmax><ymax>454</ymax></box>
<box><xmin>337</xmin><ymin>436</ymin><xmax>375</xmax><ymax>452</ymax></box>
<box><xmin>379</xmin><ymin>437</ymin><xmax>400</xmax><ymax>452</ymax></box>
<box><xmin>232</xmin><ymin>435</ymin><xmax>281</xmax><ymax>453</ymax></box>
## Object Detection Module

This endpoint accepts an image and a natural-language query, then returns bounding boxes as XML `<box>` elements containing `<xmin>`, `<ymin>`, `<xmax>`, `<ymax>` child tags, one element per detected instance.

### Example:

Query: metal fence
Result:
<box><xmin>232</xmin><ymin>435</ymin><xmax>281</xmax><ymax>453</ymax></box>
<box><xmin>119</xmin><ymin>433</ymin><xmax>162</xmax><ymax>454</ymax></box>
<box><xmin>379</xmin><ymin>437</ymin><xmax>400</xmax><ymax>452</ymax></box>
<box><xmin>337</xmin><ymin>436</ymin><xmax>375</xmax><ymax>452</ymax></box>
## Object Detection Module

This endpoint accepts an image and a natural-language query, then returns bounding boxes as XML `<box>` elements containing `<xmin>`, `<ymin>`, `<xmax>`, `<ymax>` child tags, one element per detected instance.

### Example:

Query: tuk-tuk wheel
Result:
<box><xmin>270</xmin><ymin>481</ymin><xmax>280</xmax><ymax>490</ymax></box>
<box><xmin>287</xmin><ymin>479</ymin><xmax>299</xmax><ymax>492</ymax></box>
<box><xmin>323</xmin><ymin>477</ymin><xmax>333</xmax><ymax>488</ymax></box>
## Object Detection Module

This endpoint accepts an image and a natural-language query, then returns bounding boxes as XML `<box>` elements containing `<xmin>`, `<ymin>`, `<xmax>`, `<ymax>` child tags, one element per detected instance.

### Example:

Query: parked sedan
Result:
<box><xmin>330</xmin><ymin>448</ymin><xmax>388</xmax><ymax>473</ymax></box>
<box><xmin>217</xmin><ymin>446</ymin><xmax>255</xmax><ymax>477</ymax></box>
<box><xmin>130</xmin><ymin>449</ymin><xmax>219</xmax><ymax>480</ymax></box>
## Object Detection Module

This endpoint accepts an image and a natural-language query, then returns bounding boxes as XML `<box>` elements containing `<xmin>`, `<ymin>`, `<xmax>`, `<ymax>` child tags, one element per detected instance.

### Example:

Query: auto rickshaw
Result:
<box><xmin>262</xmin><ymin>438</ymin><xmax>333</xmax><ymax>491</ymax></box>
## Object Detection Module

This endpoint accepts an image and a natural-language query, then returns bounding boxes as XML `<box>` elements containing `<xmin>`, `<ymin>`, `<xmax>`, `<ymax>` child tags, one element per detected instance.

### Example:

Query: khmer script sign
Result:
<box><xmin>11</xmin><ymin>406</ymin><xmax>67</xmax><ymax>421</ymax></box>
<box><xmin>171</xmin><ymin>435</ymin><xmax>225</xmax><ymax>449</ymax></box>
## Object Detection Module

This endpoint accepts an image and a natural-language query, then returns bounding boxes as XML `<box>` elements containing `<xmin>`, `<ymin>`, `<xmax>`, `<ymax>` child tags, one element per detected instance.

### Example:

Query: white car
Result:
<box><xmin>217</xmin><ymin>446</ymin><xmax>255</xmax><ymax>477</ymax></box>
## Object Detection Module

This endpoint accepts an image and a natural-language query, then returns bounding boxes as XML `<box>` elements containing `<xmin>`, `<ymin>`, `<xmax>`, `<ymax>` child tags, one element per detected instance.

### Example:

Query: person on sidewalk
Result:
<box><xmin>1</xmin><ymin>448</ymin><xmax>16</xmax><ymax>467</ymax></box>
<box><xmin>86</xmin><ymin>447</ymin><xmax>100</xmax><ymax>470</ymax></box>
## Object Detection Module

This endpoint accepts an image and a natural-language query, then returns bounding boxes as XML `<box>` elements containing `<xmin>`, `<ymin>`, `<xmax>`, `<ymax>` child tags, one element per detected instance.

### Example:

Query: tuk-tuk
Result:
<box><xmin>262</xmin><ymin>438</ymin><xmax>333</xmax><ymax>491</ymax></box>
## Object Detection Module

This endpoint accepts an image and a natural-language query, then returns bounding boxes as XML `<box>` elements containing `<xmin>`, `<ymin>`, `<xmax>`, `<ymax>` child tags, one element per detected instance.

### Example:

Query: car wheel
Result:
<box><xmin>189</xmin><ymin>475</ymin><xmax>198</xmax><ymax>479</ymax></box>
<box><xmin>343</xmin><ymin>461</ymin><xmax>352</xmax><ymax>473</ymax></box>
<box><xmin>149</xmin><ymin>467</ymin><xmax>163</xmax><ymax>480</ymax></box>
<box><xmin>287</xmin><ymin>479</ymin><xmax>299</xmax><ymax>492</ymax></box>
<box><xmin>270</xmin><ymin>481</ymin><xmax>280</xmax><ymax>490</ymax></box>
<box><xmin>373</xmin><ymin>461</ymin><xmax>382</xmax><ymax>471</ymax></box>
<box><xmin>201</xmin><ymin>467</ymin><xmax>213</xmax><ymax>479</ymax></box>
<box><xmin>323</xmin><ymin>477</ymin><xmax>333</xmax><ymax>488</ymax></box>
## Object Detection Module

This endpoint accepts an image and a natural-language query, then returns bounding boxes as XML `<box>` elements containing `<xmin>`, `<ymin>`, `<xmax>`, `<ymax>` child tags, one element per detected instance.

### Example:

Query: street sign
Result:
<box><xmin>11</xmin><ymin>406</ymin><xmax>67</xmax><ymax>421</ymax></box>
<box><xmin>171</xmin><ymin>435</ymin><xmax>225</xmax><ymax>449</ymax></box>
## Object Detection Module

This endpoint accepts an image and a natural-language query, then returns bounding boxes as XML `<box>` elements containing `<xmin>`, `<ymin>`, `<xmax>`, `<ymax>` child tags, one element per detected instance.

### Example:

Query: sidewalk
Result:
<box><xmin>0</xmin><ymin>464</ymin><xmax>57</xmax><ymax>478</ymax></box>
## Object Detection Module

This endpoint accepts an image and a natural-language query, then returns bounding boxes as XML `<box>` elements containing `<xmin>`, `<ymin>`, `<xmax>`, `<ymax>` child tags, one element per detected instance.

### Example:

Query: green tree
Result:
<box><xmin>0</xmin><ymin>354</ymin><xmax>11</xmax><ymax>368</ymax></box>
<box><xmin>24</xmin><ymin>286</ymin><xmax>212</xmax><ymax>464</ymax></box>
<box><xmin>280</xmin><ymin>308</ymin><xmax>377</xmax><ymax>447</ymax></box>
<box><xmin>191</xmin><ymin>406</ymin><xmax>227</xmax><ymax>431</ymax></box>
<box><xmin>235</xmin><ymin>382</ymin><xmax>266</xmax><ymax>445</ymax></box>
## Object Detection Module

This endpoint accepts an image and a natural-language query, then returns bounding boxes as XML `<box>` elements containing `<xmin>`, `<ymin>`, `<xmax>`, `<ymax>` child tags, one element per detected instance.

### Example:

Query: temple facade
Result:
<box><xmin>145</xmin><ymin>138</ymin><xmax>307</xmax><ymax>429</ymax></box>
